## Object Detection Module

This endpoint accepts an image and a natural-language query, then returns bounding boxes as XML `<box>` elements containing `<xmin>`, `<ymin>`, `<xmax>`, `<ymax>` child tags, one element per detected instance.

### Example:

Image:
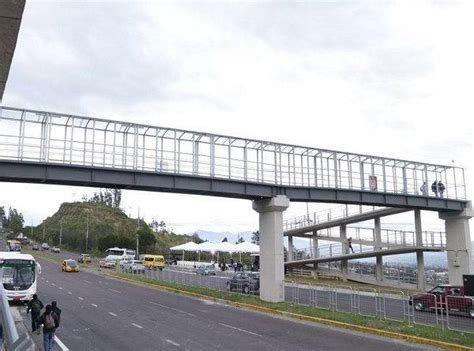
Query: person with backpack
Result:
<box><xmin>37</xmin><ymin>305</ymin><xmax>58</xmax><ymax>351</ymax></box>
<box><xmin>51</xmin><ymin>301</ymin><xmax>61</xmax><ymax>328</ymax></box>
<box><xmin>26</xmin><ymin>294</ymin><xmax>44</xmax><ymax>332</ymax></box>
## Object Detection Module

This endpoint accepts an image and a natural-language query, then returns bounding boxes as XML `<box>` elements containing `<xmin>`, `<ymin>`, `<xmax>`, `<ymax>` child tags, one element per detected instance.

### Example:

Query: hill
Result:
<box><xmin>26</xmin><ymin>202</ymin><xmax>201</xmax><ymax>255</ymax></box>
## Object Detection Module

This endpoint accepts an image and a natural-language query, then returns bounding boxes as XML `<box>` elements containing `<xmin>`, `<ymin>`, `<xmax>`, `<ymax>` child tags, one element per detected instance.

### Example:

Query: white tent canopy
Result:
<box><xmin>170</xmin><ymin>242</ymin><xmax>201</xmax><ymax>252</ymax></box>
<box><xmin>196</xmin><ymin>241</ymin><xmax>218</xmax><ymax>252</ymax></box>
<box><xmin>235</xmin><ymin>241</ymin><xmax>259</xmax><ymax>253</ymax></box>
<box><xmin>214</xmin><ymin>241</ymin><xmax>238</xmax><ymax>253</ymax></box>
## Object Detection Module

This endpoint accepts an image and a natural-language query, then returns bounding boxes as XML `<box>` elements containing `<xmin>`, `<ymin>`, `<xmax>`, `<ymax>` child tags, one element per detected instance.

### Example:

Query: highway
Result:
<box><xmin>9</xmin><ymin>253</ymin><xmax>439</xmax><ymax>350</ymax></box>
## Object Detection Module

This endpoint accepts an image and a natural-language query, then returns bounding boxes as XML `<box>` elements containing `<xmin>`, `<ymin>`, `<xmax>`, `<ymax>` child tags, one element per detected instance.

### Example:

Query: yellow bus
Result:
<box><xmin>143</xmin><ymin>255</ymin><xmax>165</xmax><ymax>271</ymax></box>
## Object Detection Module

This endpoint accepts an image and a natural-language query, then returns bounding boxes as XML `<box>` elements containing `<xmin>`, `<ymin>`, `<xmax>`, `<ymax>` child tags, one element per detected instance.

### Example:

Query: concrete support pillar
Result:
<box><xmin>288</xmin><ymin>235</ymin><xmax>294</xmax><ymax>261</ymax></box>
<box><xmin>252</xmin><ymin>195</ymin><xmax>290</xmax><ymax>302</ymax></box>
<box><xmin>439</xmin><ymin>202</ymin><xmax>473</xmax><ymax>285</ymax></box>
<box><xmin>374</xmin><ymin>217</ymin><xmax>383</xmax><ymax>281</ymax></box>
<box><xmin>414</xmin><ymin>210</ymin><xmax>425</xmax><ymax>291</ymax></box>
<box><xmin>340</xmin><ymin>225</ymin><xmax>348</xmax><ymax>277</ymax></box>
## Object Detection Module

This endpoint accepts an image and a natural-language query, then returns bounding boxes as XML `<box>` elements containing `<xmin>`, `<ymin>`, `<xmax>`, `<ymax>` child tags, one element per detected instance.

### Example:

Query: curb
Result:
<box><xmin>106</xmin><ymin>273</ymin><xmax>472</xmax><ymax>351</ymax></box>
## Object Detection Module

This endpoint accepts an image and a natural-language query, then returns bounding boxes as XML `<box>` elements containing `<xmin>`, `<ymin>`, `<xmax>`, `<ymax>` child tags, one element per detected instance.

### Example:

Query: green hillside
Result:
<box><xmin>26</xmin><ymin>202</ymin><xmax>200</xmax><ymax>256</ymax></box>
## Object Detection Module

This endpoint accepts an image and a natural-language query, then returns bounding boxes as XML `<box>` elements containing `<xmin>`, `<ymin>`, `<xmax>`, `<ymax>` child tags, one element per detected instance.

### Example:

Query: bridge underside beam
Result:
<box><xmin>285</xmin><ymin>247</ymin><xmax>443</xmax><ymax>268</ymax></box>
<box><xmin>0</xmin><ymin>161</ymin><xmax>467</xmax><ymax>211</ymax></box>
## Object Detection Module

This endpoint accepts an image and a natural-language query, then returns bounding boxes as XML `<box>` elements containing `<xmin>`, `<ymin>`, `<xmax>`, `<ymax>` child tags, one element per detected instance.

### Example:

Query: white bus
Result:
<box><xmin>0</xmin><ymin>252</ymin><xmax>40</xmax><ymax>301</ymax></box>
<box><xmin>105</xmin><ymin>247</ymin><xmax>135</xmax><ymax>262</ymax></box>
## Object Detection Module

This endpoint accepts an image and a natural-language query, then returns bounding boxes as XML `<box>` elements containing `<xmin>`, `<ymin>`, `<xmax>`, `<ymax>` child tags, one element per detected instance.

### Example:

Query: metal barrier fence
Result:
<box><xmin>118</xmin><ymin>266</ymin><xmax>473</xmax><ymax>334</ymax></box>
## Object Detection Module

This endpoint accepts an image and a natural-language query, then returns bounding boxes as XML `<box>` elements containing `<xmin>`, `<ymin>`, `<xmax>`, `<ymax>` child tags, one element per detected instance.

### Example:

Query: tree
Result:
<box><xmin>6</xmin><ymin>207</ymin><xmax>24</xmax><ymax>235</ymax></box>
<box><xmin>251</xmin><ymin>230</ymin><xmax>259</xmax><ymax>244</ymax></box>
<box><xmin>112</xmin><ymin>189</ymin><xmax>122</xmax><ymax>208</ymax></box>
<box><xmin>221</xmin><ymin>237</ymin><xmax>228</xmax><ymax>242</ymax></box>
<box><xmin>137</xmin><ymin>227</ymin><xmax>156</xmax><ymax>254</ymax></box>
<box><xmin>236</xmin><ymin>236</ymin><xmax>244</xmax><ymax>244</ymax></box>
<box><xmin>0</xmin><ymin>206</ymin><xmax>6</xmax><ymax>228</ymax></box>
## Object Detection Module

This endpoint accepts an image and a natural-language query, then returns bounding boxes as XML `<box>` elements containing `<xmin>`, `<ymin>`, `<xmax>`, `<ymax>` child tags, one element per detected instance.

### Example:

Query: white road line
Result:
<box><xmin>67</xmin><ymin>291</ymin><xmax>72</xmax><ymax>295</ymax></box>
<box><xmin>51</xmin><ymin>283</ymin><xmax>56</xmax><ymax>286</ymax></box>
<box><xmin>91</xmin><ymin>304</ymin><xmax>98</xmax><ymax>308</ymax></box>
<box><xmin>149</xmin><ymin>301</ymin><xmax>196</xmax><ymax>317</ymax></box>
<box><xmin>78</xmin><ymin>297</ymin><xmax>84</xmax><ymax>301</ymax></box>
<box><xmin>46</xmin><ymin>280</ymin><xmax>49</xmax><ymax>283</ymax></box>
<box><xmin>219</xmin><ymin>323</ymin><xmax>262</xmax><ymax>337</ymax></box>
<box><xmin>59</xmin><ymin>287</ymin><xmax>63</xmax><ymax>290</ymax></box>
<box><xmin>132</xmin><ymin>323</ymin><xmax>143</xmax><ymax>329</ymax></box>
<box><xmin>54</xmin><ymin>335</ymin><xmax>70</xmax><ymax>351</ymax></box>
<box><xmin>165</xmin><ymin>339</ymin><xmax>180</xmax><ymax>347</ymax></box>
<box><xmin>108</xmin><ymin>312</ymin><xmax>117</xmax><ymax>317</ymax></box>
<box><xmin>108</xmin><ymin>288</ymin><xmax>121</xmax><ymax>294</ymax></box>
<box><xmin>84</xmin><ymin>280</ymin><xmax>92</xmax><ymax>284</ymax></box>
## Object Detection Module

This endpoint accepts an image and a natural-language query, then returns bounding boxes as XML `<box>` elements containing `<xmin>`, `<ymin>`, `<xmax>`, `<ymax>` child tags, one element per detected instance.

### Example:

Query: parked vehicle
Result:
<box><xmin>105</xmin><ymin>247</ymin><xmax>135</xmax><ymax>263</ymax></box>
<box><xmin>99</xmin><ymin>258</ymin><xmax>116</xmax><ymax>269</ymax></box>
<box><xmin>62</xmin><ymin>259</ymin><xmax>80</xmax><ymax>272</ymax></box>
<box><xmin>119</xmin><ymin>257</ymin><xmax>133</xmax><ymax>270</ymax></box>
<box><xmin>410</xmin><ymin>285</ymin><xmax>474</xmax><ymax>318</ymax></box>
<box><xmin>51</xmin><ymin>247</ymin><xmax>61</xmax><ymax>253</ymax></box>
<box><xmin>143</xmin><ymin>255</ymin><xmax>165</xmax><ymax>271</ymax></box>
<box><xmin>122</xmin><ymin>260</ymin><xmax>145</xmax><ymax>274</ymax></box>
<box><xmin>226</xmin><ymin>272</ymin><xmax>260</xmax><ymax>294</ymax></box>
<box><xmin>195</xmin><ymin>266</ymin><xmax>216</xmax><ymax>276</ymax></box>
<box><xmin>41</xmin><ymin>243</ymin><xmax>50</xmax><ymax>251</ymax></box>
<box><xmin>78</xmin><ymin>254</ymin><xmax>92</xmax><ymax>264</ymax></box>
<box><xmin>31</xmin><ymin>244</ymin><xmax>39</xmax><ymax>251</ymax></box>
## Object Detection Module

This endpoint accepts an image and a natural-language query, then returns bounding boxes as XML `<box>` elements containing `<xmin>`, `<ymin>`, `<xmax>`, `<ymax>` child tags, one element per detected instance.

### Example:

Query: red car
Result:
<box><xmin>410</xmin><ymin>285</ymin><xmax>474</xmax><ymax>318</ymax></box>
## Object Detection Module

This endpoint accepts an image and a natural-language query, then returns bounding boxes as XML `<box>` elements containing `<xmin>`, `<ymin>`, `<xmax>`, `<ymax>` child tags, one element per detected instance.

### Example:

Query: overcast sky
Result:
<box><xmin>1</xmin><ymin>0</ymin><xmax>473</xmax><ymax>237</ymax></box>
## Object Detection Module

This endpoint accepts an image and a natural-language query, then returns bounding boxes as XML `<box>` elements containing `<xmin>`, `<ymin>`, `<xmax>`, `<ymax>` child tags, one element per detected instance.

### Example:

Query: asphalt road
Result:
<box><xmin>14</xmin><ymin>254</ymin><xmax>439</xmax><ymax>351</ymax></box>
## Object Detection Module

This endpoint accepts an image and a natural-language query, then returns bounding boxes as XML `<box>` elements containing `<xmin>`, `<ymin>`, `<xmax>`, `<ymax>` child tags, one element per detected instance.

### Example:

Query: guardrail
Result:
<box><xmin>0</xmin><ymin>269</ymin><xmax>35</xmax><ymax>350</ymax></box>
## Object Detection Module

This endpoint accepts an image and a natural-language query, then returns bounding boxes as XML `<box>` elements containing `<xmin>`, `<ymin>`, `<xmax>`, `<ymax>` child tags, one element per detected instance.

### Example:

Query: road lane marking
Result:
<box><xmin>132</xmin><ymin>323</ymin><xmax>143</xmax><ymax>329</ymax></box>
<box><xmin>68</xmin><ymin>291</ymin><xmax>72</xmax><ymax>295</ymax></box>
<box><xmin>84</xmin><ymin>280</ymin><xmax>92</xmax><ymax>284</ymax></box>
<box><xmin>54</xmin><ymin>335</ymin><xmax>70</xmax><ymax>351</ymax></box>
<box><xmin>149</xmin><ymin>301</ymin><xmax>195</xmax><ymax>317</ymax></box>
<box><xmin>108</xmin><ymin>288</ymin><xmax>121</xmax><ymax>294</ymax></box>
<box><xmin>59</xmin><ymin>287</ymin><xmax>63</xmax><ymax>290</ymax></box>
<box><xmin>109</xmin><ymin>312</ymin><xmax>117</xmax><ymax>317</ymax></box>
<box><xmin>165</xmin><ymin>339</ymin><xmax>180</xmax><ymax>347</ymax></box>
<box><xmin>91</xmin><ymin>304</ymin><xmax>98</xmax><ymax>308</ymax></box>
<box><xmin>78</xmin><ymin>297</ymin><xmax>84</xmax><ymax>301</ymax></box>
<box><xmin>219</xmin><ymin>323</ymin><xmax>262</xmax><ymax>337</ymax></box>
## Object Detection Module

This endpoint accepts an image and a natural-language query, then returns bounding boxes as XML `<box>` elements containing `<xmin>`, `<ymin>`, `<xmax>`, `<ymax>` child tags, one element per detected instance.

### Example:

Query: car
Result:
<box><xmin>410</xmin><ymin>285</ymin><xmax>474</xmax><ymax>318</ymax></box>
<box><xmin>121</xmin><ymin>260</ymin><xmax>145</xmax><ymax>274</ymax></box>
<box><xmin>62</xmin><ymin>259</ymin><xmax>80</xmax><ymax>272</ymax></box>
<box><xmin>32</xmin><ymin>244</ymin><xmax>39</xmax><ymax>251</ymax></box>
<box><xmin>119</xmin><ymin>257</ymin><xmax>133</xmax><ymax>270</ymax></box>
<box><xmin>51</xmin><ymin>247</ymin><xmax>60</xmax><ymax>253</ymax></box>
<box><xmin>226</xmin><ymin>272</ymin><xmax>260</xmax><ymax>294</ymax></box>
<box><xmin>41</xmin><ymin>243</ymin><xmax>50</xmax><ymax>251</ymax></box>
<box><xmin>195</xmin><ymin>266</ymin><xmax>216</xmax><ymax>276</ymax></box>
<box><xmin>99</xmin><ymin>258</ymin><xmax>116</xmax><ymax>269</ymax></box>
<box><xmin>78</xmin><ymin>254</ymin><xmax>92</xmax><ymax>264</ymax></box>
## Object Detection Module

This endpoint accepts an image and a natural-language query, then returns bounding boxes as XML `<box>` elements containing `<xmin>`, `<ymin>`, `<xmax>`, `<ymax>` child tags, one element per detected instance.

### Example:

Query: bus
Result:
<box><xmin>7</xmin><ymin>240</ymin><xmax>21</xmax><ymax>252</ymax></box>
<box><xmin>105</xmin><ymin>247</ymin><xmax>135</xmax><ymax>262</ymax></box>
<box><xmin>0</xmin><ymin>252</ymin><xmax>40</xmax><ymax>301</ymax></box>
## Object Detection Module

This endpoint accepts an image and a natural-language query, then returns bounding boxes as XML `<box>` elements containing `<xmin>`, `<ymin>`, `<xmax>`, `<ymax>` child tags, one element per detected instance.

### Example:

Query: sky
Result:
<box><xmin>1</xmin><ymin>0</ymin><xmax>473</xmax><ymax>239</ymax></box>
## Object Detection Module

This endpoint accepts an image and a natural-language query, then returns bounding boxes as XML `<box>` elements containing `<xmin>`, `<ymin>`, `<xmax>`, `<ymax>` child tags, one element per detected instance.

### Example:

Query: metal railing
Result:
<box><xmin>0</xmin><ymin>269</ymin><xmax>35</xmax><ymax>350</ymax></box>
<box><xmin>0</xmin><ymin>106</ymin><xmax>467</xmax><ymax>200</ymax></box>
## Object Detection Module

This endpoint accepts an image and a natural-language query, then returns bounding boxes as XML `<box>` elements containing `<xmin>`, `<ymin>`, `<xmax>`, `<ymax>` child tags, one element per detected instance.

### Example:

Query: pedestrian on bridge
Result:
<box><xmin>347</xmin><ymin>237</ymin><xmax>354</xmax><ymax>254</ymax></box>
<box><xmin>26</xmin><ymin>294</ymin><xmax>44</xmax><ymax>332</ymax></box>
<box><xmin>431</xmin><ymin>181</ymin><xmax>439</xmax><ymax>197</ymax></box>
<box><xmin>38</xmin><ymin>304</ymin><xmax>59</xmax><ymax>351</ymax></box>
<box><xmin>438</xmin><ymin>181</ymin><xmax>445</xmax><ymax>198</ymax></box>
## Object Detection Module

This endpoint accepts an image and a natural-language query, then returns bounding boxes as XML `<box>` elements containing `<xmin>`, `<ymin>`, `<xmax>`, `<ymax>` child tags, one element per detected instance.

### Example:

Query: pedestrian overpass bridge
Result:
<box><xmin>0</xmin><ymin>106</ymin><xmax>471</xmax><ymax>302</ymax></box>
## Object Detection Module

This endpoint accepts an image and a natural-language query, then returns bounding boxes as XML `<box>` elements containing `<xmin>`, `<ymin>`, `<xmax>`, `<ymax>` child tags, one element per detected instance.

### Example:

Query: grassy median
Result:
<box><xmin>108</xmin><ymin>271</ymin><xmax>474</xmax><ymax>349</ymax></box>
<box><xmin>25</xmin><ymin>248</ymin><xmax>473</xmax><ymax>349</ymax></box>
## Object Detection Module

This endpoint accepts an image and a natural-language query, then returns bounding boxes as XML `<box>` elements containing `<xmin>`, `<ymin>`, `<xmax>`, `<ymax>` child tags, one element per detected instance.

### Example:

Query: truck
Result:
<box><xmin>410</xmin><ymin>284</ymin><xmax>474</xmax><ymax>318</ymax></box>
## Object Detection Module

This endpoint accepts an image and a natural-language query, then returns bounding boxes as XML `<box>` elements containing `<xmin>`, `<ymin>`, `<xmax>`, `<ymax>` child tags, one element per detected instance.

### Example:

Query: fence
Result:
<box><xmin>118</xmin><ymin>266</ymin><xmax>473</xmax><ymax>335</ymax></box>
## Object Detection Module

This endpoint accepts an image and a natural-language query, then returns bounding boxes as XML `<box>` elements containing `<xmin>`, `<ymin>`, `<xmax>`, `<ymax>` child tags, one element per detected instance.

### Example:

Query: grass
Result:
<box><xmin>25</xmin><ymin>248</ymin><xmax>473</xmax><ymax>348</ymax></box>
<box><xmin>108</xmin><ymin>271</ymin><xmax>474</xmax><ymax>349</ymax></box>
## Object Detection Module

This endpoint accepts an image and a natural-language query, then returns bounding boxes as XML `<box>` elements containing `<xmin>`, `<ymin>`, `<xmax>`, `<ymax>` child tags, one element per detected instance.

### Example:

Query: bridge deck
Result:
<box><xmin>285</xmin><ymin>247</ymin><xmax>443</xmax><ymax>267</ymax></box>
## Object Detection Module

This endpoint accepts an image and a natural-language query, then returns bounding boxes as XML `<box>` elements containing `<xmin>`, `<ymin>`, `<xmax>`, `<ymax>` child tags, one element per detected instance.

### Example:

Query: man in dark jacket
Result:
<box><xmin>26</xmin><ymin>294</ymin><xmax>43</xmax><ymax>332</ymax></box>
<box><xmin>38</xmin><ymin>305</ymin><xmax>58</xmax><ymax>351</ymax></box>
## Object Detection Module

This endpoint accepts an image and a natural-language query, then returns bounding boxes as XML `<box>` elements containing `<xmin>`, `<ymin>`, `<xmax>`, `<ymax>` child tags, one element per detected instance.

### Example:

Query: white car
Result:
<box><xmin>41</xmin><ymin>243</ymin><xmax>50</xmax><ymax>251</ymax></box>
<box><xmin>122</xmin><ymin>260</ymin><xmax>145</xmax><ymax>274</ymax></box>
<box><xmin>51</xmin><ymin>247</ymin><xmax>60</xmax><ymax>253</ymax></box>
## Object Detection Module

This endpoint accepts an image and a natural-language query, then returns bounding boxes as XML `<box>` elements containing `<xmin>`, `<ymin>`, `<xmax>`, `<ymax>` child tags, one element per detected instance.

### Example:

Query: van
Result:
<box><xmin>143</xmin><ymin>255</ymin><xmax>165</xmax><ymax>271</ymax></box>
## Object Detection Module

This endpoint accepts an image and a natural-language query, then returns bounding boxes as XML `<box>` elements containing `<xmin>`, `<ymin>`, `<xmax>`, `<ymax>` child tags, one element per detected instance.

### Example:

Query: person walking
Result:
<box><xmin>37</xmin><ymin>305</ymin><xmax>58</xmax><ymax>351</ymax></box>
<box><xmin>419</xmin><ymin>182</ymin><xmax>427</xmax><ymax>196</ymax></box>
<box><xmin>26</xmin><ymin>294</ymin><xmax>44</xmax><ymax>332</ymax></box>
<box><xmin>347</xmin><ymin>237</ymin><xmax>354</xmax><ymax>254</ymax></box>
<box><xmin>438</xmin><ymin>181</ymin><xmax>445</xmax><ymax>198</ymax></box>
<box><xmin>431</xmin><ymin>181</ymin><xmax>439</xmax><ymax>197</ymax></box>
<box><xmin>51</xmin><ymin>301</ymin><xmax>61</xmax><ymax>328</ymax></box>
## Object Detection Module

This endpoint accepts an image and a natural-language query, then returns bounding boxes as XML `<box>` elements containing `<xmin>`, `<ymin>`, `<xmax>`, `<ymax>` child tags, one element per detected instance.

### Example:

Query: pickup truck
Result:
<box><xmin>410</xmin><ymin>285</ymin><xmax>474</xmax><ymax>318</ymax></box>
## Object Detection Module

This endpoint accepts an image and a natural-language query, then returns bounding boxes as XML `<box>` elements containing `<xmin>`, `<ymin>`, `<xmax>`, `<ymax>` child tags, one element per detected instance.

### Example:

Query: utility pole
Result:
<box><xmin>59</xmin><ymin>218</ymin><xmax>63</xmax><ymax>247</ymax></box>
<box><xmin>136</xmin><ymin>208</ymin><xmax>140</xmax><ymax>259</ymax></box>
<box><xmin>85</xmin><ymin>215</ymin><xmax>89</xmax><ymax>252</ymax></box>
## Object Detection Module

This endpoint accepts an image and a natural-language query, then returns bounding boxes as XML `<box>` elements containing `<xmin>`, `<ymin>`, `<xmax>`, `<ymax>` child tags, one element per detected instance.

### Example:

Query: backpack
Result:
<box><xmin>53</xmin><ymin>308</ymin><xmax>61</xmax><ymax>328</ymax></box>
<box><xmin>31</xmin><ymin>300</ymin><xmax>42</xmax><ymax>314</ymax></box>
<box><xmin>44</xmin><ymin>314</ymin><xmax>55</xmax><ymax>330</ymax></box>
